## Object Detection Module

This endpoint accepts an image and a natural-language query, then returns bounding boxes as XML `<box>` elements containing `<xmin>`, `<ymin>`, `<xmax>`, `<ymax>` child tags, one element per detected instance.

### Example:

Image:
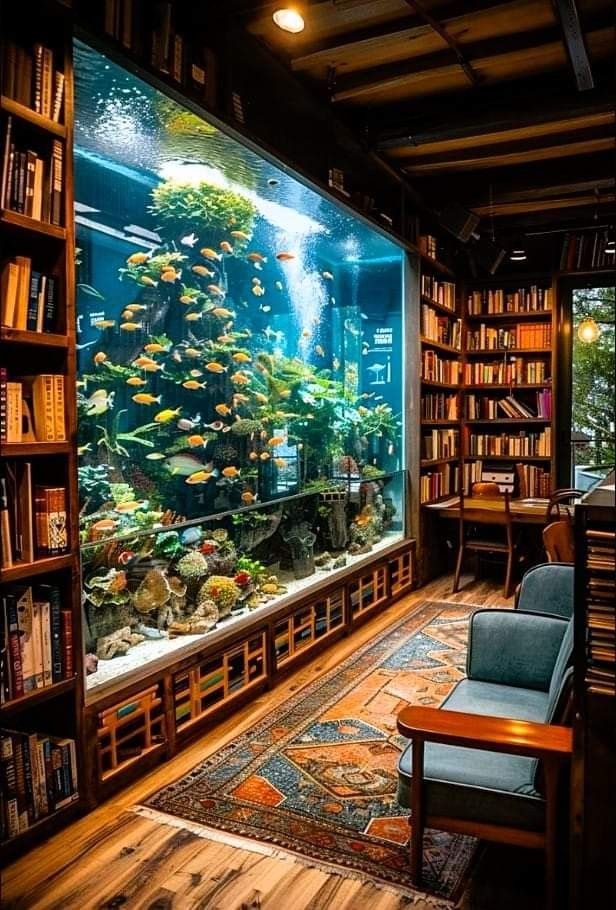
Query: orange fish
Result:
<box><xmin>230</xmin><ymin>371</ymin><xmax>250</xmax><ymax>385</ymax></box>
<box><xmin>187</xmin><ymin>434</ymin><xmax>206</xmax><ymax>447</ymax></box>
<box><xmin>92</xmin><ymin>518</ymin><xmax>119</xmax><ymax>532</ymax></box>
<box><xmin>94</xmin><ymin>352</ymin><xmax>107</xmax><ymax>364</ymax></box>
<box><xmin>114</xmin><ymin>500</ymin><xmax>144</xmax><ymax>513</ymax></box>
<box><xmin>144</xmin><ymin>343</ymin><xmax>167</xmax><ymax>353</ymax></box>
<box><xmin>127</xmin><ymin>252</ymin><xmax>150</xmax><ymax>265</ymax></box>
<box><xmin>253</xmin><ymin>392</ymin><xmax>268</xmax><ymax>404</ymax></box>
<box><xmin>192</xmin><ymin>265</ymin><xmax>214</xmax><ymax>277</ymax></box>
<box><xmin>140</xmin><ymin>276</ymin><xmax>158</xmax><ymax>287</ymax></box>
<box><xmin>126</xmin><ymin>376</ymin><xmax>147</xmax><ymax>386</ymax></box>
<box><xmin>230</xmin><ymin>230</ymin><xmax>251</xmax><ymax>241</ymax></box>
<box><xmin>215</xmin><ymin>403</ymin><xmax>232</xmax><ymax>416</ymax></box>
<box><xmin>219</xmin><ymin>241</ymin><xmax>233</xmax><ymax>254</ymax></box>
<box><xmin>182</xmin><ymin>380</ymin><xmax>206</xmax><ymax>390</ymax></box>
<box><xmin>241</xmin><ymin>490</ymin><xmax>256</xmax><ymax>504</ymax></box>
<box><xmin>200</xmin><ymin>247</ymin><xmax>220</xmax><ymax>261</ymax></box>
<box><xmin>268</xmin><ymin>436</ymin><xmax>285</xmax><ymax>447</ymax></box>
<box><xmin>180</xmin><ymin>295</ymin><xmax>197</xmax><ymax>305</ymax></box>
<box><xmin>132</xmin><ymin>393</ymin><xmax>161</xmax><ymax>405</ymax></box>
<box><xmin>217</xmin><ymin>334</ymin><xmax>235</xmax><ymax>343</ymax></box>
<box><xmin>206</xmin><ymin>362</ymin><xmax>227</xmax><ymax>374</ymax></box>
<box><xmin>276</xmin><ymin>252</ymin><xmax>295</xmax><ymax>261</ymax></box>
<box><xmin>249</xmin><ymin>451</ymin><xmax>259</xmax><ymax>461</ymax></box>
<box><xmin>247</xmin><ymin>252</ymin><xmax>267</xmax><ymax>263</ymax></box>
<box><xmin>259</xmin><ymin>452</ymin><xmax>270</xmax><ymax>461</ymax></box>
<box><xmin>222</xmin><ymin>466</ymin><xmax>240</xmax><ymax>478</ymax></box>
<box><xmin>211</xmin><ymin>307</ymin><xmax>234</xmax><ymax>318</ymax></box>
<box><xmin>160</xmin><ymin>268</ymin><xmax>180</xmax><ymax>282</ymax></box>
<box><xmin>274</xmin><ymin>458</ymin><xmax>286</xmax><ymax>468</ymax></box>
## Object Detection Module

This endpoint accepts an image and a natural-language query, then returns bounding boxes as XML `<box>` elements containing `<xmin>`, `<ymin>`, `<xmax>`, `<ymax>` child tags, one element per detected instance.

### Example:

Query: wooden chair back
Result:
<box><xmin>543</xmin><ymin>520</ymin><xmax>575</xmax><ymax>563</ymax></box>
<box><xmin>460</xmin><ymin>488</ymin><xmax>513</xmax><ymax>530</ymax></box>
<box><xmin>546</xmin><ymin>489</ymin><xmax>583</xmax><ymax>522</ymax></box>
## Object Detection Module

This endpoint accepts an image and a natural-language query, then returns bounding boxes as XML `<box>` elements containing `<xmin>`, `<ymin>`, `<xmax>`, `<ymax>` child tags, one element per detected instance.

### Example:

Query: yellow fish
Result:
<box><xmin>160</xmin><ymin>268</ymin><xmax>180</xmax><ymax>282</ymax></box>
<box><xmin>276</xmin><ymin>251</ymin><xmax>295</xmax><ymax>261</ymax></box>
<box><xmin>322</xmin><ymin>271</ymin><xmax>334</xmax><ymax>280</ymax></box>
<box><xmin>217</xmin><ymin>334</ymin><xmax>234</xmax><ymax>343</ymax></box>
<box><xmin>232</xmin><ymin>352</ymin><xmax>251</xmax><ymax>363</ymax></box>
<box><xmin>274</xmin><ymin>458</ymin><xmax>286</xmax><ymax>468</ymax></box>
<box><xmin>185</xmin><ymin>470</ymin><xmax>213</xmax><ymax>485</ymax></box>
<box><xmin>93</xmin><ymin>319</ymin><xmax>115</xmax><ymax>329</ymax></box>
<box><xmin>145</xmin><ymin>452</ymin><xmax>166</xmax><ymax>460</ymax></box>
<box><xmin>142</xmin><ymin>362</ymin><xmax>162</xmax><ymax>372</ymax></box>
<box><xmin>279</xmin><ymin>389</ymin><xmax>291</xmax><ymax>399</ymax></box>
<box><xmin>94</xmin><ymin>351</ymin><xmax>107</xmax><ymax>364</ymax></box>
<box><xmin>249</xmin><ymin>451</ymin><xmax>259</xmax><ymax>461</ymax></box>
<box><xmin>114</xmin><ymin>500</ymin><xmax>143</xmax><ymax>513</ymax></box>
<box><xmin>215</xmin><ymin>403</ymin><xmax>232</xmax><ymax>416</ymax></box>
<box><xmin>133</xmin><ymin>356</ymin><xmax>156</xmax><ymax>368</ymax></box>
<box><xmin>125</xmin><ymin>303</ymin><xmax>147</xmax><ymax>312</ymax></box>
<box><xmin>180</xmin><ymin>295</ymin><xmax>197</xmax><ymax>305</ymax></box>
<box><xmin>301</xmin><ymin>329</ymin><xmax>311</xmax><ymax>338</ymax></box>
<box><xmin>233</xmin><ymin>393</ymin><xmax>250</xmax><ymax>404</ymax></box>
<box><xmin>231</xmin><ymin>371</ymin><xmax>250</xmax><ymax>385</ymax></box>
<box><xmin>182</xmin><ymin>380</ymin><xmax>206</xmax><ymax>390</ymax></box>
<box><xmin>207</xmin><ymin>284</ymin><xmax>224</xmax><ymax>297</ymax></box>
<box><xmin>185</xmin><ymin>348</ymin><xmax>201</xmax><ymax>357</ymax></box>
<box><xmin>121</xmin><ymin>309</ymin><xmax>134</xmax><ymax>319</ymax></box>
<box><xmin>247</xmin><ymin>252</ymin><xmax>267</xmax><ymax>263</ymax></box>
<box><xmin>251</xmin><ymin>277</ymin><xmax>261</xmax><ymax>285</ymax></box>
<box><xmin>253</xmin><ymin>392</ymin><xmax>268</xmax><ymax>404</ymax></box>
<box><xmin>140</xmin><ymin>276</ymin><xmax>158</xmax><ymax>287</ymax></box>
<box><xmin>230</xmin><ymin>230</ymin><xmax>250</xmax><ymax>241</ymax></box>
<box><xmin>222</xmin><ymin>466</ymin><xmax>240</xmax><ymax>478</ymax></box>
<box><xmin>189</xmin><ymin>369</ymin><xmax>204</xmax><ymax>378</ymax></box>
<box><xmin>260</xmin><ymin>452</ymin><xmax>270</xmax><ymax>461</ymax></box>
<box><xmin>132</xmin><ymin>393</ymin><xmax>161</xmax><ymax>405</ymax></box>
<box><xmin>268</xmin><ymin>436</ymin><xmax>285</xmax><ymax>447</ymax></box>
<box><xmin>211</xmin><ymin>307</ymin><xmax>234</xmax><ymax>318</ymax></box>
<box><xmin>200</xmin><ymin>247</ymin><xmax>220</xmax><ymax>261</ymax></box>
<box><xmin>192</xmin><ymin>265</ymin><xmax>214</xmax><ymax>277</ymax></box>
<box><xmin>154</xmin><ymin>407</ymin><xmax>182</xmax><ymax>423</ymax></box>
<box><xmin>144</xmin><ymin>343</ymin><xmax>167</xmax><ymax>354</ymax></box>
<box><xmin>126</xmin><ymin>376</ymin><xmax>147</xmax><ymax>386</ymax></box>
<box><xmin>219</xmin><ymin>241</ymin><xmax>233</xmax><ymax>254</ymax></box>
<box><xmin>184</xmin><ymin>312</ymin><xmax>203</xmax><ymax>321</ymax></box>
<box><xmin>206</xmin><ymin>362</ymin><xmax>226</xmax><ymax>374</ymax></box>
<box><xmin>127</xmin><ymin>252</ymin><xmax>150</xmax><ymax>265</ymax></box>
<box><xmin>251</xmin><ymin>285</ymin><xmax>265</xmax><ymax>297</ymax></box>
<box><xmin>241</xmin><ymin>490</ymin><xmax>256</xmax><ymax>504</ymax></box>
<box><xmin>187</xmin><ymin>435</ymin><xmax>206</xmax><ymax>447</ymax></box>
<box><xmin>120</xmin><ymin>322</ymin><xmax>143</xmax><ymax>332</ymax></box>
<box><xmin>315</xmin><ymin>344</ymin><xmax>325</xmax><ymax>356</ymax></box>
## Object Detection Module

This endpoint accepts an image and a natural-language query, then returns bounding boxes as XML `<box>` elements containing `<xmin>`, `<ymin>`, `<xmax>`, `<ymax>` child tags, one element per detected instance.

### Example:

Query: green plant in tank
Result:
<box><xmin>361</xmin><ymin>464</ymin><xmax>386</xmax><ymax>478</ymax></box>
<box><xmin>78</xmin><ymin>464</ymin><xmax>113</xmax><ymax>512</ymax></box>
<box><xmin>235</xmin><ymin>555</ymin><xmax>268</xmax><ymax>584</ymax></box>
<box><xmin>149</xmin><ymin>180</ymin><xmax>257</xmax><ymax>241</ymax></box>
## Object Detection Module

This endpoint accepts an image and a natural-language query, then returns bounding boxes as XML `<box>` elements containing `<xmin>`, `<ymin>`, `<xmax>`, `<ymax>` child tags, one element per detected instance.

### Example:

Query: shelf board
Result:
<box><xmin>0</xmin><ymin>553</ymin><xmax>74</xmax><ymax>583</ymax></box>
<box><xmin>420</xmin><ymin>253</ymin><xmax>455</xmax><ymax>279</ymax></box>
<box><xmin>420</xmin><ymin>295</ymin><xmax>458</xmax><ymax>317</ymax></box>
<box><xmin>421</xmin><ymin>419</ymin><xmax>460</xmax><ymax>426</ymax></box>
<box><xmin>421</xmin><ymin>379</ymin><xmax>460</xmax><ymax>389</ymax></box>
<box><xmin>0</xmin><ymin>796</ymin><xmax>81</xmax><ymax>852</ymax></box>
<box><xmin>420</xmin><ymin>336</ymin><xmax>461</xmax><ymax>355</ymax></box>
<box><xmin>464</xmin><ymin>383</ymin><xmax>551</xmax><ymax>390</ymax></box>
<box><xmin>0</xmin><ymin>327</ymin><xmax>68</xmax><ymax>348</ymax></box>
<box><xmin>465</xmin><ymin>310</ymin><xmax>552</xmax><ymax>322</ymax></box>
<box><xmin>465</xmin><ymin>418</ymin><xmax>551</xmax><ymax>425</ymax></box>
<box><xmin>464</xmin><ymin>454</ymin><xmax>552</xmax><ymax>461</ymax></box>
<box><xmin>421</xmin><ymin>456</ymin><xmax>459</xmax><ymax>467</ymax></box>
<box><xmin>1</xmin><ymin>95</ymin><xmax>66</xmax><ymax>137</ymax></box>
<box><xmin>465</xmin><ymin>347</ymin><xmax>552</xmax><ymax>356</ymax></box>
<box><xmin>0</xmin><ymin>442</ymin><xmax>71</xmax><ymax>456</ymax></box>
<box><xmin>421</xmin><ymin>492</ymin><xmax>459</xmax><ymax>506</ymax></box>
<box><xmin>0</xmin><ymin>209</ymin><xmax>66</xmax><ymax>240</ymax></box>
<box><xmin>0</xmin><ymin>677</ymin><xmax>76</xmax><ymax>718</ymax></box>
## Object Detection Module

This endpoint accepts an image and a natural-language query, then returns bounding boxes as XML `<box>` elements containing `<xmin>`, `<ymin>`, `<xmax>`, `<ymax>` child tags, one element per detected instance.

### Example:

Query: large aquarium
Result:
<box><xmin>74</xmin><ymin>42</ymin><xmax>407</xmax><ymax>691</ymax></box>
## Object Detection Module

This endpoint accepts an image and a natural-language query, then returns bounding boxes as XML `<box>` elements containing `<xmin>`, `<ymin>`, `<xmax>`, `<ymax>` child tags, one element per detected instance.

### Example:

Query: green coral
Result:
<box><xmin>149</xmin><ymin>180</ymin><xmax>257</xmax><ymax>242</ymax></box>
<box><xmin>153</xmin><ymin>531</ymin><xmax>183</xmax><ymax>559</ymax></box>
<box><xmin>230</xmin><ymin>419</ymin><xmax>263</xmax><ymax>436</ymax></box>
<box><xmin>177</xmin><ymin>550</ymin><xmax>209</xmax><ymax>581</ymax></box>
<box><xmin>200</xmin><ymin>576</ymin><xmax>241</xmax><ymax>615</ymax></box>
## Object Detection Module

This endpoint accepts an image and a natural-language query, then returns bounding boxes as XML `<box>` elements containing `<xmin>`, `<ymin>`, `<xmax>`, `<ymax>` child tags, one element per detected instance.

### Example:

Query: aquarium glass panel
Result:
<box><xmin>74</xmin><ymin>41</ymin><xmax>407</xmax><ymax>691</ymax></box>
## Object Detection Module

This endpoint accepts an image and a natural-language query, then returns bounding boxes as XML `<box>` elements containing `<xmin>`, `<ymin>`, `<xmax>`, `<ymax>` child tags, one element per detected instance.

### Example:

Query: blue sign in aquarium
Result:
<box><xmin>73</xmin><ymin>41</ymin><xmax>408</xmax><ymax>689</ymax></box>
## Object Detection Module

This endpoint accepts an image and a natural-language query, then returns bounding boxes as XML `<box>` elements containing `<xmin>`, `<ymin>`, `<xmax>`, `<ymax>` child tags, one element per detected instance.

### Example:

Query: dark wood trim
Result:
<box><xmin>551</xmin><ymin>0</ymin><xmax>594</xmax><ymax>91</ymax></box>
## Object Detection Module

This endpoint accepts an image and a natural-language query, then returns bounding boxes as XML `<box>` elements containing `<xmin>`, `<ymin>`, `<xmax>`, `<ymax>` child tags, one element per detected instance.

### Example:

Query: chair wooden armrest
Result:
<box><xmin>397</xmin><ymin>705</ymin><xmax>572</xmax><ymax>759</ymax></box>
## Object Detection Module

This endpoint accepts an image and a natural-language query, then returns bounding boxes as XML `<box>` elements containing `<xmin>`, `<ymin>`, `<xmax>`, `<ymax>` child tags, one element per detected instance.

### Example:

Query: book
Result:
<box><xmin>37</xmin><ymin>584</ymin><xmax>63</xmax><ymax>681</ymax></box>
<box><xmin>52</xmin><ymin>71</ymin><xmax>65</xmax><ymax>123</ymax></box>
<box><xmin>6</xmin><ymin>382</ymin><xmax>22</xmax><ymax>443</ymax></box>
<box><xmin>61</xmin><ymin>610</ymin><xmax>73</xmax><ymax>678</ymax></box>
<box><xmin>52</xmin><ymin>375</ymin><xmax>66</xmax><ymax>442</ymax></box>
<box><xmin>14</xmin><ymin>586</ymin><xmax>37</xmax><ymax>693</ymax></box>
<box><xmin>34</xmin><ymin>486</ymin><xmax>68</xmax><ymax>556</ymax></box>
<box><xmin>0</xmin><ymin>261</ymin><xmax>20</xmax><ymax>327</ymax></box>
<box><xmin>3</xmin><ymin>460</ymin><xmax>34</xmax><ymax>563</ymax></box>
<box><xmin>2</xmin><ymin>593</ymin><xmax>24</xmax><ymax>699</ymax></box>
<box><xmin>26</xmin><ymin>271</ymin><xmax>41</xmax><ymax>332</ymax></box>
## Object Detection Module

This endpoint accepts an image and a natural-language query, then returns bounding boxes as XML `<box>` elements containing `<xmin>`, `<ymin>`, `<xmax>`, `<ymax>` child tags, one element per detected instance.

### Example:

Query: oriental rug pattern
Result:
<box><xmin>146</xmin><ymin>600</ymin><xmax>480</xmax><ymax>900</ymax></box>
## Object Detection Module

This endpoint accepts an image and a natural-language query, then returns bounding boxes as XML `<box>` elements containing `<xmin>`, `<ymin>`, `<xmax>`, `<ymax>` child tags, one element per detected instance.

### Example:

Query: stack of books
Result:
<box><xmin>467</xmin><ymin>286</ymin><xmax>552</xmax><ymax>315</ymax></box>
<box><xmin>0</xmin><ymin>374</ymin><xmax>66</xmax><ymax>444</ymax></box>
<box><xmin>515</xmin><ymin>462</ymin><xmax>551</xmax><ymax>498</ymax></box>
<box><xmin>2</xmin><ymin>41</ymin><xmax>65</xmax><ymax>121</ymax></box>
<box><xmin>422</xmin><ymin>351</ymin><xmax>460</xmax><ymax>384</ymax></box>
<box><xmin>466</xmin><ymin>323</ymin><xmax>552</xmax><ymax>351</ymax></box>
<box><xmin>467</xmin><ymin>429</ymin><xmax>551</xmax><ymax>458</ymax></box>
<box><xmin>421</xmin><ymin>306</ymin><xmax>461</xmax><ymax>348</ymax></box>
<box><xmin>1</xmin><ymin>584</ymin><xmax>74</xmax><ymax>701</ymax></box>
<box><xmin>420</xmin><ymin>464</ymin><xmax>459</xmax><ymax>503</ymax></box>
<box><xmin>464</xmin><ymin>360</ymin><xmax>549</xmax><ymax>385</ymax></box>
<box><xmin>1</xmin><ymin>257</ymin><xmax>58</xmax><ymax>332</ymax></box>
<box><xmin>1</xmin><ymin>461</ymin><xmax>69</xmax><ymax>567</ymax></box>
<box><xmin>421</xmin><ymin>392</ymin><xmax>458</xmax><ymax>420</ymax></box>
<box><xmin>420</xmin><ymin>275</ymin><xmax>456</xmax><ymax>309</ymax></box>
<box><xmin>1</xmin><ymin>119</ymin><xmax>63</xmax><ymax>225</ymax></box>
<box><xmin>419</xmin><ymin>234</ymin><xmax>437</xmax><ymax>259</ymax></box>
<box><xmin>0</xmin><ymin>728</ymin><xmax>78</xmax><ymax>839</ymax></box>
<box><xmin>422</xmin><ymin>428</ymin><xmax>459</xmax><ymax>461</ymax></box>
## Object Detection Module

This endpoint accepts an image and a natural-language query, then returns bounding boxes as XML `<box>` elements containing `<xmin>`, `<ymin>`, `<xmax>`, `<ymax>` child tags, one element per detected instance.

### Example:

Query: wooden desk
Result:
<box><xmin>430</xmin><ymin>497</ymin><xmax>566</xmax><ymax>525</ymax></box>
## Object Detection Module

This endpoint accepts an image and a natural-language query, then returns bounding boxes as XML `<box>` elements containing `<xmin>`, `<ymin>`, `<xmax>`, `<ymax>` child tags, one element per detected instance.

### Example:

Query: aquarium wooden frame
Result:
<box><xmin>81</xmin><ymin>538</ymin><xmax>416</xmax><ymax>803</ymax></box>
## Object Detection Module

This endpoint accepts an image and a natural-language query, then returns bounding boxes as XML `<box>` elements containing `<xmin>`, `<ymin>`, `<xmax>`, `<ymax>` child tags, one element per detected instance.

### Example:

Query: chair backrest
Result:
<box><xmin>515</xmin><ymin>562</ymin><xmax>574</xmax><ymax>618</ymax></box>
<box><xmin>472</xmin><ymin>481</ymin><xmax>501</xmax><ymax>497</ymax></box>
<box><xmin>543</xmin><ymin>520</ymin><xmax>575</xmax><ymax>562</ymax></box>
<box><xmin>546</xmin><ymin>488</ymin><xmax>583</xmax><ymax>521</ymax></box>
<box><xmin>460</xmin><ymin>488</ymin><xmax>513</xmax><ymax>529</ymax></box>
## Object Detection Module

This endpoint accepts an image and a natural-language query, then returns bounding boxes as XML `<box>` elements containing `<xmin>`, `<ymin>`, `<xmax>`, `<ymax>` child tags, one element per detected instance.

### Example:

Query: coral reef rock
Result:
<box><xmin>97</xmin><ymin>626</ymin><xmax>145</xmax><ymax>660</ymax></box>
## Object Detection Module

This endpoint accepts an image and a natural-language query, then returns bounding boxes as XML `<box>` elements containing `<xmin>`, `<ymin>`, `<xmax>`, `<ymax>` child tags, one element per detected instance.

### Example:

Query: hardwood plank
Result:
<box><xmin>472</xmin><ymin>193</ymin><xmax>616</xmax><ymax>216</ymax></box>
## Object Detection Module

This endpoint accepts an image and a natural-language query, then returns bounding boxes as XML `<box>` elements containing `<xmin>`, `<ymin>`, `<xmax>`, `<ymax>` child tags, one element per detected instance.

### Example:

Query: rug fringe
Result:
<box><xmin>132</xmin><ymin>805</ymin><xmax>454</xmax><ymax>909</ymax></box>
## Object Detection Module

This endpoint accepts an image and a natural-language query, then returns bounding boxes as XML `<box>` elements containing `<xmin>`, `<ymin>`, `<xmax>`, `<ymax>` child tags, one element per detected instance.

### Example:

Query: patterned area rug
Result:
<box><xmin>146</xmin><ymin>600</ymin><xmax>480</xmax><ymax>901</ymax></box>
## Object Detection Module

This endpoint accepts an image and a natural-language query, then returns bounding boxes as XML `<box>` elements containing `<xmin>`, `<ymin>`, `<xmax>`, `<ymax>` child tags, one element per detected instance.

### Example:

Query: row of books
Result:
<box><xmin>466</xmin><ymin>390</ymin><xmax>552</xmax><ymax>420</ymax></box>
<box><xmin>463</xmin><ymin>360</ymin><xmax>549</xmax><ymax>385</ymax></box>
<box><xmin>1</xmin><ymin>585</ymin><xmax>74</xmax><ymax>702</ymax></box>
<box><xmin>515</xmin><ymin>463</ymin><xmax>551</xmax><ymax>498</ymax></box>
<box><xmin>101</xmin><ymin>0</ymin><xmax>217</xmax><ymax>107</ymax></box>
<box><xmin>1</xmin><ymin>257</ymin><xmax>58</xmax><ymax>332</ymax></box>
<box><xmin>1</xmin><ymin>462</ymin><xmax>69</xmax><ymax>565</ymax></box>
<box><xmin>466</xmin><ymin>286</ymin><xmax>552</xmax><ymax>315</ymax></box>
<box><xmin>0</xmin><ymin>728</ymin><xmax>78</xmax><ymax>841</ymax></box>
<box><xmin>466</xmin><ymin>429</ymin><xmax>551</xmax><ymax>458</ymax></box>
<box><xmin>422</xmin><ymin>351</ymin><xmax>460</xmax><ymax>385</ymax></box>
<box><xmin>421</xmin><ymin>392</ymin><xmax>458</xmax><ymax>421</ymax></box>
<box><xmin>422</xmin><ymin>428</ymin><xmax>459</xmax><ymax>461</ymax></box>
<box><xmin>419</xmin><ymin>234</ymin><xmax>438</xmax><ymax>259</ymax></box>
<box><xmin>1</xmin><ymin>120</ymin><xmax>63</xmax><ymax>225</ymax></box>
<box><xmin>420</xmin><ymin>275</ymin><xmax>456</xmax><ymax>310</ymax></box>
<box><xmin>420</xmin><ymin>464</ymin><xmax>459</xmax><ymax>504</ymax></box>
<box><xmin>560</xmin><ymin>230</ymin><xmax>614</xmax><ymax>273</ymax></box>
<box><xmin>421</xmin><ymin>307</ymin><xmax>462</xmax><ymax>348</ymax></box>
<box><xmin>2</xmin><ymin>40</ymin><xmax>65</xmax><ymax>121</ymax></box>
<box><xmin>0</xmin><ymin>373</ymin><xmax>66</xmax><ymax>443</ymax></box>
<box><xmin>584</xmin><ymin>529</ymin><xmax>615</xmax><ymax>694</ymax></box>
<box><xmin>466</xmin><ymin>323</ymin><xmax>552</xmax><ymax>351</ymax></box>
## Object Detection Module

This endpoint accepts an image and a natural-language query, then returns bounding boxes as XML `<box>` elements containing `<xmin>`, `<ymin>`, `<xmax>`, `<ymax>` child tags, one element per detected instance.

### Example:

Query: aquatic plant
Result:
<box><xmin>78</xmin><ymin>464</ymin><xmax>113</xmax><ymax>512</ymax></box>
<box><xmin>199</xmin><ymin>576</ymin><xmax>241</xmax><ymax>617</ymax></box>
<box><xmin>177</xmin><ymin>550</ymin><xmax>209</xmax><ymax>582</ymax></box>
<box><xmin>149</xmin><ymin>180</ymin><xmax>257</xmax><ymax>243</ymax></box>
<box><xmin>230</xmin><ymin>419</ymin><xmax>263</xmax><ymax>436</ymax></box>
<box><xmin>153</xmin><ymin>530</ymin><xmax>183</xmax><ymax>560</ymax></box>
<box><xmin>235</xmin><ymin>555</ymin><xmax>268</xmax><ymax>584</ymax></box>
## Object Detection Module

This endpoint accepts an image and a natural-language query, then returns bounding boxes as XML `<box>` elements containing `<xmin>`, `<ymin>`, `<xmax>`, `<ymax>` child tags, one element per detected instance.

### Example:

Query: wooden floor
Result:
<box><xmin>1</xmin><ymin>574</ymin><xmax>538</xmax><ymax>910</ymax></box>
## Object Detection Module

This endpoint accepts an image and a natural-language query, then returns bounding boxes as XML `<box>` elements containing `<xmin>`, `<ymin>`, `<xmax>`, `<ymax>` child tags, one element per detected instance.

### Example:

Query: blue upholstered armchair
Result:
<box><xmin>397</xmin><ymin>606</ymin><xmax>573</xmax><ymax>910</ymax></box>
<box><xmin>514</xmin><ymin>562</ymin><xmax>574</xmax><ymax>618</ymax></box>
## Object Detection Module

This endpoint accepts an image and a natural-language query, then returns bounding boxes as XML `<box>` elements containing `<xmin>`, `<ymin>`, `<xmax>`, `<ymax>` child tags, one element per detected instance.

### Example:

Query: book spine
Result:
<box><xmin>50</xmin><ymin>140</ymin><xmax>63</xmax><ymax>226</ymax></box>
<box><xmin>0</xmin><ymin>367</ymin><xmax>6</xmax><ymax>444</ymax></box>
<box><xmin>0</xmin><ymin>735</ymin><xmax>20</xmax><ymax>839</ymax></box>
<box><xmin>4</xmin><ymin>594</ymin><xmax>24</xmax><ymax>698</ymax></box>
<box><xmin>26</xmin><ymin>271</ymin><xmax>41</xmax><ymax>332</ymax></box>
<box><xmin>39</xmin><ymin>599</ymin><xmax>52</xmax><ymax>687</ymax></box>
<box><xmin>52</xmin><ymin>71</ymin><xmax>65</xmax><ymax>123</ymax></box>
<box><xmin>1</xmin><ymin>114</ymin><xmax>13</xmax><ymax>208</ymax></box>
<box><xmin>24</xmin><ymin>150</ymin><xmax>37</xmax><ymax>218</ymax></box>
<box><xmin>12</xmin><ymin>737</ymin><xmax>29</xmax><ymax>831</ymax></box>
<box><xmin>33</xmin><ymin>374</ymin><xmax>56</xmax><ymax>442</ymax></box>
<box><xmin>41</xmin><ymin>47</ymin><xmax>53</xmax><ymax>119</ymax></box>
<box><xmin>52</xmin><ymin>375</ymin><xmax>66</xmax><ymax>441</ymax></box>
<box><xmin>38</xmin><ymin>585</ymin><xmax>64</xmax><ymax>681</ymax></box>
<box><xmin>61</xmin><ymin>610</ymin><xmax>73</xmax><ymax>678</ymax></box>
<box><xmin>30</xmin><ymin>598</ymin><xmax>44</xmax><ymax>689</ymax></box>
<box><xmin>33</xmin><ymin>44</ymin><xmax>44</xmax><ymax>113</ymax></box>
<box><xmin>42</xmin><ymin>276</ymin><xmax>57</xmax><ymax>332</ymax></box>
<box><xmin>36</xmin><ymin>274</ymin><xmax>47</xmax><ymax>334</ymax></box>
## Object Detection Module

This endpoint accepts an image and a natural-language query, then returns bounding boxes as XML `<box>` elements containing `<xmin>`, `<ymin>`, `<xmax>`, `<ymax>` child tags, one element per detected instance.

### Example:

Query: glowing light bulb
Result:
<box><xmin>510</xmin><ymin>249</ymin><xmax>527</xmax><ymax>261</ymax></box>
<box><xmin>577</xmin><ymin>317</ymin><xmax>600</xmax><ymax>344</ymax></box>
<box><xmin>273</xmin><ymin>8</ymin><xmax>305</xmax><ymax>33</ymax></box>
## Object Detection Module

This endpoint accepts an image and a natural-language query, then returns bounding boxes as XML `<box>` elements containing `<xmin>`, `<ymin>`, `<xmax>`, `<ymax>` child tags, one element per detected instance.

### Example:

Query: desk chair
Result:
<box><xmin>543</xmin><ymin>520</ymin><xmax>575</xmax><ymax>563</ymax></box>
<box><xmin>546</xmin><ymin>489</ymin><xmax>582</xmax><ymax>522</ymax></box>
<box><xmin>453</xmin><ymin>485</ymin><xmax>517</xmax><ymax>598</ymax></box>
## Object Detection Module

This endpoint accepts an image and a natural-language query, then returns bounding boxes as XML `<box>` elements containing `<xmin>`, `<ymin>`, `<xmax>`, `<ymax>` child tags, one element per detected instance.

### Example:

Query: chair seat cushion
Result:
<box><xmin>397</xmin><ymin>679</ymin><xmax>547</xmax><ymax>831</ymax></box>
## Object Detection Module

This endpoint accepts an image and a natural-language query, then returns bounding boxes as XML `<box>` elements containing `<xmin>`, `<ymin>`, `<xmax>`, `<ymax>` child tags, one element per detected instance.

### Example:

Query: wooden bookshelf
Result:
<box><xmin>0</xmin><ymin>2</ymin><xmax>83</xmax><ymax>861</ymax></box>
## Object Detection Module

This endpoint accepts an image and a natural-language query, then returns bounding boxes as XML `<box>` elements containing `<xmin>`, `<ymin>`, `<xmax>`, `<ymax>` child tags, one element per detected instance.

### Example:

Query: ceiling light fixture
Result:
<box><xmin>510</xmin><ymin>248</ymin><xmax>527</xmax><ymax>261</ymax></box>
<box><xmin>577</xmin><ymin>316</ymin><xmax>601</xmax><ymax>344</ymax></box>
<box><xmin>273</xmin><ymin>8</ymin><xmax>305</xmax><ymax>33</ymax></box>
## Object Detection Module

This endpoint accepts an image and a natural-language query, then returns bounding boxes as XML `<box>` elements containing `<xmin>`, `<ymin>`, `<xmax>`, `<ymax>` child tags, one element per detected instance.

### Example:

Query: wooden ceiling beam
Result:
<box><xmin>472</xmin><ymin>194</ymin><xmax>616</xmax><ymax>216</ymax></box>
<box><xmin>551</xmin><ymin>0</ymin><xmax>595</xmax><ymax>90</ymax></box>
<box><xmin>475</xmin><ymin>177</ymin><xmax>616</xmax><ymax>205</ymax></box>
<box><xmin>400</xmin><ymin>0</ymin><xmax>479</xmax><ymax>86</ymax></box>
